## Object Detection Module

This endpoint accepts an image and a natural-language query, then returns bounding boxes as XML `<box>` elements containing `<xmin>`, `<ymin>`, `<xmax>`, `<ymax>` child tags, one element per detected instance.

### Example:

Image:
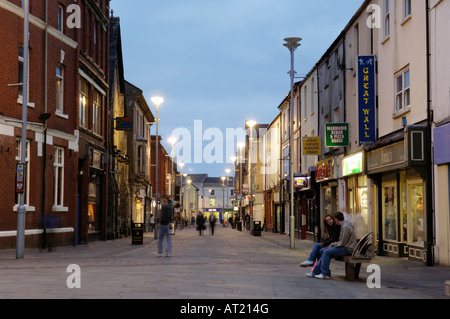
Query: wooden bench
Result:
<box><xmin>336</xmin><ymin>232</ymin><xmax>374</xmax><ymax>281</ymax></box>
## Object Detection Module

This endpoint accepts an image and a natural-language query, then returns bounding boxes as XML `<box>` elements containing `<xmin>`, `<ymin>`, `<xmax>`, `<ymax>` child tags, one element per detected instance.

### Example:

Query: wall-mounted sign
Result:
<box><xmin>115</xmin><ymin>117</ymin><xmax>133</xmax><ymax>131</ymax></box>
<box><xmin>315</xmin><ymin>158</ymin><xmax>335</xmax><ymax>182</ymax></box>
<box><xmin>342</xmin><ymin>152</ymin><xmax>364</xmax><ymax>176</ymax></box>
<box><xmin>294</xmin><ymin>177</ymin><xmax>309</xmax><ymax>189</ymax></box>
<box><xmin>16</xmin><ymin>163</ymin><xmax>26</xmax><ymax>194</ymax></box>
<box><xmin>303</xmin><ymin>137</ymin><xmax>321</xmax><ymax>156</ymax></box>
<box><xmin>325</xmin><ymin>123</ymin><xmax>349</xmax><ymax>147</ymax></box>
<box><xmin>358</xmin><ymin>55</ymin><xmax>377</xmax><ymax>144</ymax></box>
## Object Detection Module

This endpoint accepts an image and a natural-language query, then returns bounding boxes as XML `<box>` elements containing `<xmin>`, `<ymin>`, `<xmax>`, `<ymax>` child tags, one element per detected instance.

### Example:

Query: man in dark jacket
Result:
<box><xmin>158</xmin><ymin>196</ymin><xmax>172</xmax><ymax>257</ymax></box>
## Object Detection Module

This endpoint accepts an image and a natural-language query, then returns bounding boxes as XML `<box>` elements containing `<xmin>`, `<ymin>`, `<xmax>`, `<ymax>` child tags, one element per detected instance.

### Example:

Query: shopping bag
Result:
<box><xmin>169</xmin><ymin>223</ymin><xmax>175</xmax><ymax>235</ymax></box>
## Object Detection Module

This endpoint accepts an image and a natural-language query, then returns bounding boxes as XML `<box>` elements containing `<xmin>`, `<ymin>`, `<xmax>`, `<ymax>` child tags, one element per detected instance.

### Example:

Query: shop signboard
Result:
<box><xmin>303</xmin><ymin>137</ymin><xmax>321</xmax><ymax>156</ymax></box>
<box><xmin>115</xmin><ymin>117</ymin><xmax>133</xmax><ymax>131</ymax></box>
<box><xmin>342</xmin><ymin>152</ymin><xmax>364</xmax><ymax>176</ymax></box>
<box><xmin>358</xmin><ymin>55</ymin><xmax>377</xmax><ymax>144</ymax></box>
<box><xmin>131</xmin><ymin>223</ymin><xmax>144</xmax><ymax>245</ymax></box>
<box><xmin>325</xmin><ymin>123</ymin><xmax>349</xmax><ymax>147</ymax></box>
<box><xmin>294</xmin><ymin>177</ymin><xmax>309</xmax><ymax>189</ymax></box>
<box><xmin>315</xmin><ymin>158</ymin><xmax>335</xmax><ymax>182</ymax></box>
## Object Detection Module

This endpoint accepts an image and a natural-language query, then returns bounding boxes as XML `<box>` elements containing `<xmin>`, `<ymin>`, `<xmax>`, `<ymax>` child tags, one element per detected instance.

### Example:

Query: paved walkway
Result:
<box><xmin>0</xmin><ymin>224</ymin><xmax>448</xmax><ymax>300</ymax></box>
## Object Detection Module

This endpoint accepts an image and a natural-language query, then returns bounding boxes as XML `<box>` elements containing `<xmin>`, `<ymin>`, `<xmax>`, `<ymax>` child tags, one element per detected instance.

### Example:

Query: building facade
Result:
<box><xmin>0</xmin><ymin>0</ymin><xmax>81</xmax><ymax>248</ymax></box>
<box><xmin>76</xmin><ymin>0</ymin><xmax>110</xmax><ymax>244</ymax></box>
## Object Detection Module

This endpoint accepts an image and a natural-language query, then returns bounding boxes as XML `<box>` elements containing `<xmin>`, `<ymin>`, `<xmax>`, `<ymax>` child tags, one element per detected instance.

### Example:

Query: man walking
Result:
<box><xmin>306</xmin><ymin>212</ymin><xmax>357</xmax><ymax>279</ymax></box>
<box><xmin>209</xmin><ymin>213</ymin><xmax>216</xmax><ymax>236</ymax></box>
<box><xmin>158</xmin><ymin>196</ymin><xmax>172</xmax><ymax>257</ymax></box>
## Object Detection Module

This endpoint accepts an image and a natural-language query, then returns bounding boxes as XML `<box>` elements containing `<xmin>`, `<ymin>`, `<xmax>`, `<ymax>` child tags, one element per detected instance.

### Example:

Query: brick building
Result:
<box><xmin>0</xmin><ymin>0</ymin><xmax>80</xmax><ymax>248</ymax></box>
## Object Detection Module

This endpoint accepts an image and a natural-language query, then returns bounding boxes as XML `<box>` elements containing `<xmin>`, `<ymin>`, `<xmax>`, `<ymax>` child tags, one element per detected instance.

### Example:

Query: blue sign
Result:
<box><xmin>358</xmin><ymin>55</ymin><xmax>377</xmax><ymax>144</ymax></box>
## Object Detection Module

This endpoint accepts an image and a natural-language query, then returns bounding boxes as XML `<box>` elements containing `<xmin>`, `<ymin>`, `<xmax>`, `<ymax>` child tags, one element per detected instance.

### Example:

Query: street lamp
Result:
<box><xmin>16</xmin><ymin>0</ymin><xmax>30</xmax><ymax>259</ymax></box>
<box><xmin>221</xmin><ymin>176</ymin><xmax>226</xmax><ymax>219</ymax></box>
<box><xmin>151</xmin><ymin>96</ymin><xmax>164</xmax><ymax>239</ymax></box>
<box><xmin>237</xmin><ymin>142</ymin><xmax>245</xmax><ymax>222</ymax></box>
<box><xmin>168</xmin><ymin>137</ymin><xmax>177</xmax><ymax>202</ymax></box>
<box><xmin>246</xmin><ymin>120</ymin><xmax>256</xmax><ymax>229</ymax></box>
<box><xmin>178</xmin><ymin>162</ymin><xmax>185</xmax><ymax>219</ymax></box>
<box><xmin>283</xmin><ymin>37</ymin><xmax>301</xmax><ymax>250</ymax></box>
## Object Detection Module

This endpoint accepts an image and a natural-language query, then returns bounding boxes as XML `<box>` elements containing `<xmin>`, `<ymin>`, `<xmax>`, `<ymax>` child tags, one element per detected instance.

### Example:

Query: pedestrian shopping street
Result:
<box><xmin>0</xmin><ymin>225</ymin><xmax>448</xmax><ymax>300</ymax></box>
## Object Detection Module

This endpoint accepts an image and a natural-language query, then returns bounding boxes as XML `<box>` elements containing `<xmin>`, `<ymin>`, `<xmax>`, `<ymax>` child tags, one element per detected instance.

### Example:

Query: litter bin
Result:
<box><xmin>252</xmin><ymin>221</ymin><xmax>262</xmax><ymax>237</ymax></box>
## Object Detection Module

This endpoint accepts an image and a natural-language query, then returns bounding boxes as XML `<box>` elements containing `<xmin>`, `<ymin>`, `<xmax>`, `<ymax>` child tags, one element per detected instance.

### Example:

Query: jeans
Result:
<box><xmin>307</xmin><ymin>243</ymin><xmax>327</xmax><ymax>263</ymax></box>
<box><xmin>158</xmin><ymin>225</ymin><xmax>172</xmax><ymax>255</ymax></box>
<box><xmin>312</xmin><ymin>247</ymin><xmax>349</xmax><ymax>277</ymax></box>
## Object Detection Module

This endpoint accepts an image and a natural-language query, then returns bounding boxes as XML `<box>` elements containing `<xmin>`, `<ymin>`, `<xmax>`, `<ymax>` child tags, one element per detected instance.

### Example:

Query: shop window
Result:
<box><xmin>408</xmin><ymin>182</ymin><xmax>424</xmax><ymax>247</ymax></box>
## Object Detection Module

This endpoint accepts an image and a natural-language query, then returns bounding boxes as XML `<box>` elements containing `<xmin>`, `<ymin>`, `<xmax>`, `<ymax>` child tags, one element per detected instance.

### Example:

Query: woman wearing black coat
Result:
<box><xmin>300</xmin><ymin>214</ymin><xmax>341</xmax><ymax>267</ymax></box>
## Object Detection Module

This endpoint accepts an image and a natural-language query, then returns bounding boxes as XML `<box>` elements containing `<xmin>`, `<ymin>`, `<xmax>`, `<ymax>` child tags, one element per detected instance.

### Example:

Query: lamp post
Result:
<box><xmin>238</xmin><ymin>143</ymin><xmax>245</xmax><ymax>222</ymax></box>
<box><xmin>151</xmin><ymin>96</ymin><xmax>164</xmax><ymax>240</ymax></box>
<box><xmin>283</xmin><ymin>37</ymin><xmax>302</xmax><ymax>250</ymax></box>
<box><xmin>221</xmin><ymin>176</ymin><xmax>226</xmax><ymax>219</ymax></box>
<box><xmin>16</xmin><ymin>0</ymin><xmax>30</xmax><ymax>259</ymax></box>
<box><xmin>178</xmin><ymin>162</ymin><xmax>185</xmax><ymax>219</ymax></box>
<box><xmin>168</xmin><ymin>137</ymin><xmax>177</xmax><ymax>202</ymax></box>
<box><xmin>246</xmin><ymin>120</ymin><xmax>256</xmax><ymax>231</ymax></box>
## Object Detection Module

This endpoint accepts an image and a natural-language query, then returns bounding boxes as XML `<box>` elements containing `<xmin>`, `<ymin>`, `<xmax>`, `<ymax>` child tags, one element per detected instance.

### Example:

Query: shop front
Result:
<box><xmin>294</xmin><ymin>173</ymin><xmax>319</xmax><ymax>241</ymax></box>
<box><xmin>342</xmin><ymin>152</ymin><xmax>370</xmax><ymax>239</ymax></box>
<box><xmin>434</xmin><ymin>122</ymin><xmax>450</xmax><ymax>266</ymax></box>
<box><xmin>367</xmin><ymin>139</ymin><xmax>427</xmax><ymax>261</ymax></box>
<box><xmin>316</xmin><ymin>157</ymin><xmax>339</xmax><ymax>241</ymax></box>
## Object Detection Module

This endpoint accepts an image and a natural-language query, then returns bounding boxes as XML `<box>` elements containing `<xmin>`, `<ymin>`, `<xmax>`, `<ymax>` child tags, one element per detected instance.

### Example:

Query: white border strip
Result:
<box><xmin>0</xmin><ymin>228</ymin><xmax>74</xmax><ymax>238</ymax></box>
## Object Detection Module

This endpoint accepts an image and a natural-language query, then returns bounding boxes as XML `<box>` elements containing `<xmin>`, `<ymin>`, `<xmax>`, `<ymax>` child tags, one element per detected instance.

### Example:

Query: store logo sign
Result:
<box><xmin>358</xmin><ymin>56</ymin><xmax>377</xmax><ymax>144</ymax></box>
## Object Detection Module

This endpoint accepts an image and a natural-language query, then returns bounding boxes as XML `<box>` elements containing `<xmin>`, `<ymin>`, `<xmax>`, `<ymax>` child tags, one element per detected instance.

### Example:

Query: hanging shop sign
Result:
<box><xmin>315</xmin><ymin>158</ymin><xmax>335</xmax><ymax>182</ymax></box>
<box><xmin>325</xmin><ymin>123</ymin><xmax>349</xmax><ymax>147</ymax></box>
<box><xmin>358</xmin><ymin>55</ymin><xmax>377</xmax><ymax>144</ymax></box>
<box><xmin>115</xmin><ymin>117</ymin><xmax>133</xmax><ymax>131</ymax></box>
<box><xmin>303</xmin><ymin>137</ymin><xmax>321</xmax><ymax>156</ymax></box>
<box><xmin>342</xmin><ymin>152</ymin><xmax>364</xmax><ymax>176</ymax></box>
<box><xmin>294</xmin><ymin>177</ymin><xmax>309</xmax><ymax>189</ymax></box>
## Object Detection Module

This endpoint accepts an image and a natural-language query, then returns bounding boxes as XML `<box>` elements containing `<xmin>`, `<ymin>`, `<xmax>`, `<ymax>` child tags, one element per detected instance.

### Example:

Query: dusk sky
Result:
<box><xmin>110</xmin><ymin>0</ymin><xmax>364</xmax><ymax>177</ymax></box>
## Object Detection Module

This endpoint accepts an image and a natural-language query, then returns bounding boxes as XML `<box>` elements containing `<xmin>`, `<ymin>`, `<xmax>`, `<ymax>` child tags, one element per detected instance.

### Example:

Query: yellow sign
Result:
<box><xmin>303</xmin><ymin>137</ymin><xmax>321</xmax><ymax>156</ymax></box>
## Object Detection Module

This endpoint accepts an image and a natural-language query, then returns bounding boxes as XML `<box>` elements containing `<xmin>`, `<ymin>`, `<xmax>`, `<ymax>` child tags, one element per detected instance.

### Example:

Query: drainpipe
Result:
<box><xmin>425</xmin><ymin>0</ymin><xmax>434</xmax><ymax>267</ymax></box>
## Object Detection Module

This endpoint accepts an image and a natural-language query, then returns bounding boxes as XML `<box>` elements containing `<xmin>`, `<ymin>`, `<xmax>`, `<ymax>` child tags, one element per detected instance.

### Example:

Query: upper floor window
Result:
<box><xmin>56</xmin><ymin>65</ymin><xmax>64</xmax><ymax>112</ymax></box>
<box><xmin>92</xmin><ymin>90</ymin><xmax>101</xmax><ymax>135</ymax></box>
<box><xmin>395</xmin><ymin>68</ymin><xmax>410</xmax><ymax>113</ymax></box>
<box><xmin>384</xmin><ymin>0</ymin><xmax>390</xmax><ymax>37</ymax></box>
<box><xmin>79</xmin><ymin>78</ymin><xmax>89</xmax><ymax>129</ymax></box>
<box><xmin>404</xmin><ymin>0</ymin><xmax>412</xmax><ymax>19</ymax></box>
<box><xmin>58</xmin><ymin>5</ymin><xmax>64</xmax><ymax>33</ymax></box>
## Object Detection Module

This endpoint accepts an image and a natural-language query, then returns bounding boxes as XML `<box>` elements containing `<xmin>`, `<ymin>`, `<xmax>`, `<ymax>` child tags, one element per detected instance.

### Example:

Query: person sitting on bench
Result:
<box><xmin>305</xmin><ymin>212</ymin><xmax>357</xmax><ymax>279</ymax></box>
<box><xmin>299</xmin><ymin>214</ymin><xmax>341</xmax><ymax>267</ymax></box>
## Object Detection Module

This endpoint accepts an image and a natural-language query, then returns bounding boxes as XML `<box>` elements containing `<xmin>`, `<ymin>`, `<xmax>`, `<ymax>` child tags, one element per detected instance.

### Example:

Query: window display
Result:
<box><xmin>408</xmin><ymin>183</ymin><xmax>424</xmax><ymax>247</ymax></box>
<box><xmin>383</xmin><ymin>185</ymin><xmax>397</xmax><ymax>241</ymax></box>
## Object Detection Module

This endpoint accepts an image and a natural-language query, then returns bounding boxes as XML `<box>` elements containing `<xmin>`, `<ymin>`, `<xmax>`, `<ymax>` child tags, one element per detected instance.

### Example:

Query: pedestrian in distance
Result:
<box><xmin>299</xmin><ymin>214</ymin><xmax>341</xmax><ymax>267</ymax></box>
<box><xmin>158</xmin><ymin>196</ymin><xmax>172</xmax><ymax>257</ymax></box>
<box><xmin>150</xmin><ymin>214</ymin><xmax>155</xmax><ymax>233</ymax></box>
<box><xmin>245</xmin><ymin>213</ymin><xmax>250</xmax><ymax>231</ymax></box>
<box><xmin>197</xmin><ymin>211</ymin><xmax>205</xmax><ymax>236</ymax></box>
<box><xmin>305</xmin><ymin>212</ymin><xmax>357</xmax><ymax>279</ymax></box>
<box><xmin>209</xmin><ymin>213</ymin><xmax>216</xmax><ymax>236</ymax></box>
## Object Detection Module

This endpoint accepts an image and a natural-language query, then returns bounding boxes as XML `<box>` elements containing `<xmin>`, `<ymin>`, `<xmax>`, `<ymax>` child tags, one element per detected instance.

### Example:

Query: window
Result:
<box><xmin>92</xmin><ymin>90</ymin><xmax>101</xmax><ymax>135</ymax></box>
<box><xmin>56</xmin><ymin>65</ymin><xmax>64</xmax><ymax>112</ymax></box>
<box><xmin>384</xmin><ymin>0</ymin><xmax>390</xmax><ymax>37</ymax></box>
<box><xmin>137</xmin><ymin>146</ymin><xmax>144</xmax><ymax>173</ymax></box>
<box><xmin>210</xmin><ymin>190</ymin><xmax>215</xmax><ymax>196</ymax></box>
<box><xmin>53</xmin><ymin>147</ymin><xmax>64</xmax><ymax>207</ymax></box>
<box><xmin>57</xmin><ymin>5</ymin><xmax>64</xmax><ymax>32</ymax></box>
<box><xmin>15</xmin><ymin>139</ymin><xmax>30</xmax><ymax>206</ymax></box>
<box><xmin>79</xmin><ymin>78</ymin><xmax>88</xmax><ymax>129</ymax></box>
<box><xmin>404</xmin><ymin>0</ymin><xmax>412</xmax><ymax>19</ymax></box>
<box><xmin>210</xmin><ymin>198</ymin><xmax>216</xmax><ymax>207</ymax></box>
<box><xmin>395</xmin><ymin>69</ymin><xmax>410</xmax><ymax>113</ymax></box>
